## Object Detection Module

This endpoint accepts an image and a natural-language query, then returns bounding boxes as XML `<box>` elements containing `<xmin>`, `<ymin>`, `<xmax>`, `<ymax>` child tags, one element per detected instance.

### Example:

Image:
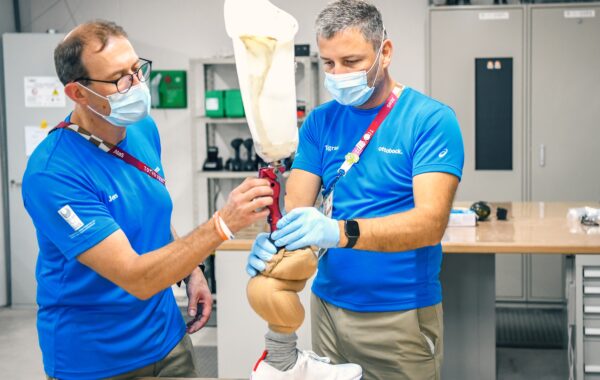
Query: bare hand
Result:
<box><xmin>219</xmin><ymin>177</ymin><xmax>273</xmax><ymax>233</ymax></box>
<box><xmin>185</xmin><ymin>269</ymin><xmax>213</xmax><ymax>334</ymax></box>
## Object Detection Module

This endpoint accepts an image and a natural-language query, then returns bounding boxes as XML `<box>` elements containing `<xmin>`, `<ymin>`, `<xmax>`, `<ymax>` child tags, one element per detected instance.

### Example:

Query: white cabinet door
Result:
<box><xmin>530</xmin><ymin>5</ymin><xmax>600</xmax><ymax>202</ymax></box>
<box><xmin>3</xmin><ymin>33</ymin><xmax>70</xmax><ymax>305</ymax></box>
<box><xmin>496</xmin><ymin>254</ymin><xmax>526</xmax><ymax>301</ymax></box>
<box><xmin>528</xmin><ymin>254</ymin><xmax>564</xmax><ymax>302</ymax></box>
<box><xmin>429</xmin><ymin>7</ymin><xmax>526</xmax><ymax>202</ymax></box>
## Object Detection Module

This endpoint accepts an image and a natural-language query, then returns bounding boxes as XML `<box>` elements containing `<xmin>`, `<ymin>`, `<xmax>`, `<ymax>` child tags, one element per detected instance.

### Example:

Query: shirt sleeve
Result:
<box><xmin>412</xmin><ymin>105</ymin><xmax>464</xmax><ymax>180</ymax></box>
<box><xmin>291</xmin><ymin>113</ymin><xmax>322</xmax><ymax>177</ymax></box>
<box><xmin>22</xmin><ymin>171</ymin><xmax>120</xmax><ymax>261</ymax></box>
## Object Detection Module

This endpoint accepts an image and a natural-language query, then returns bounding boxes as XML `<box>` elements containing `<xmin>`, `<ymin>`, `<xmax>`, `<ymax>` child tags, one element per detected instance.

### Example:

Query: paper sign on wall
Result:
<box><xmin>24</xmin><ymin>76</ymin><xmax>65</xmax><ymax>108</ymax></box>
<box><xmin>25</xmin><ymin>126</ymin><xmax>50</xmax><ymax>156</ymax></box>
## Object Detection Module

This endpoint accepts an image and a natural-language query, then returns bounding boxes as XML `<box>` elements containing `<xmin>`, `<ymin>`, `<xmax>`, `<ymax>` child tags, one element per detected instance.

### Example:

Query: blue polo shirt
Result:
<box><xmin>22</xmin><ymin>115</ymin><xmax>185</xmax><ymax>379</ymax></box>
<box><xmin>292</xmin><ymin>87</ymin><xmax>464</xmax><ymax>312</ymax></box>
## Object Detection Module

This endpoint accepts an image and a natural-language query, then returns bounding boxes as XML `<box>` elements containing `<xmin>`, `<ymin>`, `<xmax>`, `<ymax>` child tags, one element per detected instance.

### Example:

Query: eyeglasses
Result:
<box><xmin>74</xmin><ymin>58</ymin><xmax>152</xmax><ymax>94</ymax></box>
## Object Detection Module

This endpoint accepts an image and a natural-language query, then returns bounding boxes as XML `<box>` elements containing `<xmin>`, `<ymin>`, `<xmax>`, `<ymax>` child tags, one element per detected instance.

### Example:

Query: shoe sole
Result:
<box><xmin>251</xmin><ymin>370</ymin><xmax>363</xmax><ymax>380</ymax></box>
<box><xmin>250</xmin><ymin>372</ymin><xmax>363</xmax><ymax>380</ymax></box>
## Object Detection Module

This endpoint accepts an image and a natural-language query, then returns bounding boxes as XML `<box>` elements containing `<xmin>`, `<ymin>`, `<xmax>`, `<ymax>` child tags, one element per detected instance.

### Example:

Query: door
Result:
<box><xmin>429</xmin><ymin>6</ymin><xmax>526</xmax><ymax>202</ymax></box>
<box><xmin>3</xmin><ymin>33</ymin><xmax>70</xmax><ymax>305</ymax></box>
<box><xmin>530</xmin><ymin>5</ymin><xmax>600</xmax><ymax>201</ymax></box>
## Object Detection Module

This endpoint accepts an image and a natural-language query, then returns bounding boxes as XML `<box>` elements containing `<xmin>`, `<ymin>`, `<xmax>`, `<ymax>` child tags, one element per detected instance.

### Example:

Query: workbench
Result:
<box><xmin>214</xmin><ymin>202</ymin><xmax>600</xmax><ymax>379</ymax></box>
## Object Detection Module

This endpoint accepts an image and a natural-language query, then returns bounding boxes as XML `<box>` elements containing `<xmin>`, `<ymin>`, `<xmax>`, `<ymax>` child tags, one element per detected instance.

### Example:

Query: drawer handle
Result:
<box><xmin>584</xmin><ymin>286</ymin><xmax>600</xmax><ymax>295</ymax></box>
<box><xmin>586</xmin><ymin>365</ymin><xmax>600</xmax><ymax>374</ymax></box>
<box><xmin>585</xmin><ymin>306</ymin><xmax>600</xmax><ymax>314</ymax></box>
<box><xmin>584</xmin><ymin>269</ymin><xmax>600</xmax><ymax>278</ymax></box>
<box><xmin>584</xmin><ymin>328</ymin><xmax>600</xmax><ymax>336</ymax></box>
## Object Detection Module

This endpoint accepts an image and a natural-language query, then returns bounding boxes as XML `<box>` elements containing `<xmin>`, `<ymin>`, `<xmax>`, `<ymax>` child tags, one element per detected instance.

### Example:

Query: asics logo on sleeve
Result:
<box><xmin>438</xmin><ymin>148</ymin><xmax>449</xmax><ymax>158</ymax></box>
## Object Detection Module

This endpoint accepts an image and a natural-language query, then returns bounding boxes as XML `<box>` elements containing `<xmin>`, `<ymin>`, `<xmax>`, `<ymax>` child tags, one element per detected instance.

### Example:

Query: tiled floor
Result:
<box><xmin>0</xmin><ymin>306</ymin><xmax>568</xmax><ymax>379</ymax></box>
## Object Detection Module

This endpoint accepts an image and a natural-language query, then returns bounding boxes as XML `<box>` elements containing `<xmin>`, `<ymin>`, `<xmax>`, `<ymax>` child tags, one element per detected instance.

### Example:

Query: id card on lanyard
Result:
<box><xmin>318</xmin><ymin>85</ymin><xmax>404</xmax><ymax>252</ymax></box>
<box><xmin>51</xmin><ymin>121</ymin><xmax>166</xmax><ymax>186</ymax></box>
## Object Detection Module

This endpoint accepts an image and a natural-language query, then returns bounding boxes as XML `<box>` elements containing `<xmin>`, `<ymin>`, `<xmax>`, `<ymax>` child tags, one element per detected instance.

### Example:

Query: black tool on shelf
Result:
<box><xmin>243</xmin><ymin>138</ymin><xmax>257</xmax><ymax>171</ymax></box>
<box><xmin>202</xmin><ymin>146</ymin><xmax>223</xmax><ymax>171</ymax></box>
<box><xmin>225</xmin><ymin>138</ymin><xmax>244</xmax><ymax>171</ymax></box>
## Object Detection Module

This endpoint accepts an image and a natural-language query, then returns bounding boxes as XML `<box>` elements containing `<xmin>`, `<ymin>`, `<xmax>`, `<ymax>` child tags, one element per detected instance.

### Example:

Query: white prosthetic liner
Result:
<box><xmin>224</xmin><ymin>0</ymin><xmax>299</xmax><ymax>163</ymax></box>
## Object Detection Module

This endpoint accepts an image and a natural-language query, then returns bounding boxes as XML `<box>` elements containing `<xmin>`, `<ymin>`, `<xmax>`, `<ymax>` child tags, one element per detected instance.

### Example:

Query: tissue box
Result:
<box><xmin>448</xmin><ymin>208</ymin><xmax>477</xmax><ymax>227</ymax></box>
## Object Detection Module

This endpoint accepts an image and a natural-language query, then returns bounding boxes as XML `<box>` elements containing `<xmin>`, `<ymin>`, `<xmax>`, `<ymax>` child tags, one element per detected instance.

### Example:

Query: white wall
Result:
<box><xmin>0</xmin><ymin>0</ymin><xmax>17</xmax><ymax>306</ymax></box>
<box><xmin>20</xmin><ymin>0</ymin><xmax>429</xmax><ymax>234</ymax></box>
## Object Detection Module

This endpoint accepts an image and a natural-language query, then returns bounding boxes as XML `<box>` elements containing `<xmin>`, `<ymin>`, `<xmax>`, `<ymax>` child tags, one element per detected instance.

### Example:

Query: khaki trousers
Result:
<box><xmin>46</xmin><ymin>334</ymin><xmax>199</xmax><ymax>380</ymax></box>
<box><xmin>311</xmin><ymin>294</ymin><xmax>444</xmax><ymax>380</ymax></box>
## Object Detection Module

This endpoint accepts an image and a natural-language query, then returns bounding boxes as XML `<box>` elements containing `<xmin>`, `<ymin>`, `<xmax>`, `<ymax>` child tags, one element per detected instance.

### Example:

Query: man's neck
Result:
<box><xmin>70</xmin><ymin>105</ymin><xmax>126</xmax><ymax>145</ymax></box>
<box><xmin>355</xmin><ymin>72</ymin><xmax>396</xmax><ymax>110</ymax></box>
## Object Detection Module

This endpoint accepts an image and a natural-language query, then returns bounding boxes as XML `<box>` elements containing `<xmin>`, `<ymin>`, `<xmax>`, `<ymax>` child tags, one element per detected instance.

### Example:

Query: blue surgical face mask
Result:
<box><xmin>78</xmin><ymin>82</ymin><xmax>151</xmax><ymax>127</ymax></box>
<box><xmin>324</xmin><ymin>35</ymin><xmax>385</xmax><ymax>107</ymax></box>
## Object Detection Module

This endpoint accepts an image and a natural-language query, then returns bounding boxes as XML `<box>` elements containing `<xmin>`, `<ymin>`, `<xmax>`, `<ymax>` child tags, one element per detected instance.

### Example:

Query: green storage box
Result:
<box><xmin>205</xmin><ymin>90</ymin><xmax>225</xmax><ymax>118</ymax></box>
<box><xmin>224</xmin><ymin>89</ymin><xmax>245</xmax><ymax>118</ymax></box>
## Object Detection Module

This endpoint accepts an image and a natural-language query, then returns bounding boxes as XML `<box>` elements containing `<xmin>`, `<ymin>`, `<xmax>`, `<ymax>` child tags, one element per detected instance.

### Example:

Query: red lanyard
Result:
<box><xmin>52</xmin><ymin>121</ymin><xmax>166</xmax><ymax>186</ymax></box>
<box><xmin>324</xmin><ymin>84</ymin><xmax>404</xmax><ymax>196</ymax></box>
<box><xmin>340</xmin><ymin>84</ymin><xmax>404</xmax><ymax>173</ymax></box>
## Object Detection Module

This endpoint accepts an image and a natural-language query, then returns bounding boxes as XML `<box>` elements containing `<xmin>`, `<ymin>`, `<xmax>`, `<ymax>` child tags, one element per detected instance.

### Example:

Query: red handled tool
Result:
<box><xmin>258</xmin><ymin>163</ymin><xmax>286</xmax><ymax>233</ymax></box>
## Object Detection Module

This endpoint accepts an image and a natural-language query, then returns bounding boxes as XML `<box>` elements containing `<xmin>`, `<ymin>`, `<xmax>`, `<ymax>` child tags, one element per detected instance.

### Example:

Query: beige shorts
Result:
<box><xmin>46</xmin><ymin>334</ymin><xmax>199</xmax><ymax>380</ymax></box>
<box><xmin>311</xmin><ymin>294</ymin><xmax>444</xmax><ymax>380</ymax></box>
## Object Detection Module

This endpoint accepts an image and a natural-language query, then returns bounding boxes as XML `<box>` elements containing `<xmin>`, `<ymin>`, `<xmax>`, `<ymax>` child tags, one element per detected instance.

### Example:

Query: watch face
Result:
<box><xmin>346</xmin><ymin>220</ymin><xmax>360</xmax><ymax>237</ymax></box>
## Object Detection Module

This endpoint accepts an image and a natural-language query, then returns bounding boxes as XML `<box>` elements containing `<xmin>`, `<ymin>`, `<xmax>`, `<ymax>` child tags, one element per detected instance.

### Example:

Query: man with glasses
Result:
<box><xmin>22</xmin><ymin>20</ymin><xmax>274</xmax><ymax>379</ymax></box>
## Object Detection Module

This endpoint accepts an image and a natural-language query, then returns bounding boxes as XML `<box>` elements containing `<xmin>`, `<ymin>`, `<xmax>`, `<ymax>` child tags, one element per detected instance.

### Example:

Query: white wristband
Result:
<box><xmin>217</xmin><ymin>213</ymin><xmax>235</xmax><ymax>240</ymax></box>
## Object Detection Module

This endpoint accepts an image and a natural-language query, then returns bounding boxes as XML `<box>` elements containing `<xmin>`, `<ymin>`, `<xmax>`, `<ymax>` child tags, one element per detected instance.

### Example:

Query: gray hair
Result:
<box><xmin>315</xmin><ymin>0</ymin><xmax>386</xmax><ymax>51</ymax></box>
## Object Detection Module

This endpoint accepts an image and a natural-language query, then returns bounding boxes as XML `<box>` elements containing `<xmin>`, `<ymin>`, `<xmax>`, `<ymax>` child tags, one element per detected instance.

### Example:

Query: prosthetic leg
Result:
<box><xmin>224</xmin><ymin>1</ymin><xmax>362</xmax><ymax>377</ymax></box>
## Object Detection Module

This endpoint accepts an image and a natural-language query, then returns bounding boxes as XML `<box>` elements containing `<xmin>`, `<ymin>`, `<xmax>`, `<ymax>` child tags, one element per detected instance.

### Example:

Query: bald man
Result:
<box><xmin>22</xmin><ymin>20</ymin><xmax>274</xmax><ymax>379</ymax></box>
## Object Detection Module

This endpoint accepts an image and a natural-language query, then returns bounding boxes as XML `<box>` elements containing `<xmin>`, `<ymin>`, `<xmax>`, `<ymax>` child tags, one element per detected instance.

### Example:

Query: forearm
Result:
<box><xmin>127</xmin><ymin>220</ymin><xmax>222</xmax><ymax>299</ymax></box>
<box><xmin>284</xmin><ymin>169</ymin><xmax>321</xmax><ymax>212</ymax></box>
<box><xmin>337</xmin><ymin>206</ymin><xmax>449</xmax><ymax>252</ymax></box>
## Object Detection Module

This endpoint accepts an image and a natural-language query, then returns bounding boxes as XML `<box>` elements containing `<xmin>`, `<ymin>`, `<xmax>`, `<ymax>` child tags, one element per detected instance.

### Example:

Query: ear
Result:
<box><xmin>381</xmin><ymin>39</ymin><xmax>393</xmax><ymax>70</ymax></box>
<box><xmin>64</xmin><ymin>82</ymin><xmax>89</xmax><ymax>105</ymax></box>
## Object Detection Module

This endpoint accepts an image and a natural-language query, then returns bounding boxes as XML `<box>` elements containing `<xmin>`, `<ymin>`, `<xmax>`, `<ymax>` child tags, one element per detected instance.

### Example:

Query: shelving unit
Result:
<box><xmin>190</xmin><ymin>55</ymin><xmax>320</xmax><ymax>224</ymax></box>
<box><xmin>189</xmin><ymin>55</ymin><xmax>320</xmax><ymax>292</ymax></box>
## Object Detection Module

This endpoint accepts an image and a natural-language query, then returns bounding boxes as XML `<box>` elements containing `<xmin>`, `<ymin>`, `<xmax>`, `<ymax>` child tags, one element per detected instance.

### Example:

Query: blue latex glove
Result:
<box><xmin>246</xmin><ymin>233</ymin><xmax>277</xmax><ymax>277</ymax></box>
<box><xmin>271</xmin><ymin>207</ymin><xmax>340</xmax><ymax>251</ymax></box>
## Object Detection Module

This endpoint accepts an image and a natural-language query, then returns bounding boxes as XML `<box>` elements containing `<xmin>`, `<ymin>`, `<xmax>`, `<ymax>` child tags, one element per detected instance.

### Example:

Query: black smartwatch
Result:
<box><xmin>344</xmin><ymin>220</ymin><xmax>360</xmax><ymax>249</ymax></box>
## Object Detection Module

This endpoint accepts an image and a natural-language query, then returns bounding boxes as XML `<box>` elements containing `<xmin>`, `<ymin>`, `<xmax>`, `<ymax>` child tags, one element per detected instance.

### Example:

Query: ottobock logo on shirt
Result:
<box><xmin>378</xmin><ymin>146</ymin><xmax>403</xmax><ymax>155</ymax></box>
<box><xmin>325</xmin><ymin>145</ymin><xmax>339</xmax><ymax>152</ymax></box>
<box><xmin>57</xmin><ymin>205</ymin><xmax>84</xmax><ymax>231</ymax></box>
